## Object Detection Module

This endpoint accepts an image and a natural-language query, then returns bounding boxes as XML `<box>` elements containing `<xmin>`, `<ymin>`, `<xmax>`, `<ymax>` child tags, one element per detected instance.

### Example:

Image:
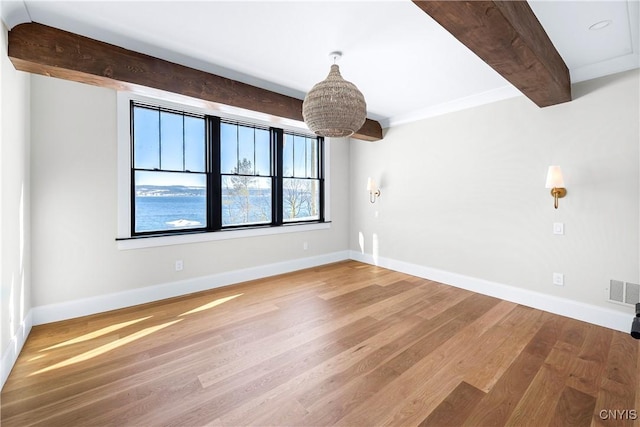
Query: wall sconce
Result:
<box><xmin>545</xmin><ymin>166</ymin><xmax>567</xmax><ymax>209</ymax></box>
<box><xmin>367</xmin><ymin>177</ymin><xmax>381</xmax><ymax>203</ymax></box>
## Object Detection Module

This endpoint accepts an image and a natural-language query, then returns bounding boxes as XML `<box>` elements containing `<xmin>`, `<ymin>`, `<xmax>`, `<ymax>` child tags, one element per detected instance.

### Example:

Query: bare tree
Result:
<box><xmin>284</xmin><ymin>179</ymin><xmax>317</xmax><ymax>220</ymax></box>
<box><xmin>224</xmin><ymin>158</ymin><xmax>270</xmax><ymax>224</ymax></box>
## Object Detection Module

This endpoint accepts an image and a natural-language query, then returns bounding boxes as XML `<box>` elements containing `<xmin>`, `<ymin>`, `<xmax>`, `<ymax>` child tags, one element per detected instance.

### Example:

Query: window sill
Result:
<box><xmin>116</xmin><ymin>222</ymin><xmax>331</xmax><ymax>250</ymax></box>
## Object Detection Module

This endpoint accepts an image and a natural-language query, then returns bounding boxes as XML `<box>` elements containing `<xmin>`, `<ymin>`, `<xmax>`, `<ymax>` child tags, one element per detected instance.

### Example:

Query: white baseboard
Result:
<box><xmin>32</xmin><ymin>250</ymin><xmax>350</xmax><ymax>326</ymax></box>
<box><xmin>349</xmin><ymin>251</ymin><xmax>632</xmax><ymax>334</ymax></box>
<box><xmin>1</xmin><ymin>310</ymin><xmax>33</xmax><ymax>390</ymax></box>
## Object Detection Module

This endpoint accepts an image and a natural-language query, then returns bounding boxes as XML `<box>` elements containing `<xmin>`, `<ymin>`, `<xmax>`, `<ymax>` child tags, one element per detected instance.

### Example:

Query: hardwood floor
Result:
<box><xmin>1</xmin><ymin>261</ymin><xmax>638</xmax><ymax>426</ymax></box>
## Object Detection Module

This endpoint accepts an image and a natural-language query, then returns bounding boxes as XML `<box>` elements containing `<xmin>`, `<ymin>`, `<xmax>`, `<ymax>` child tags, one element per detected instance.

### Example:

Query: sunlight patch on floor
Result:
<box><xmin>30</xmin><ymin>319</ymin><xmax>183</xmax><ymax>376</ymax></box>
<box><xmin>28</xmin><ymin>354</ymin><xmax>47</xmax><ymax>362</ymax></box>
<box><xmin>179</xmin><ymin>294</ymin><xmax>243</xmax><ymax>316</ymax></box>
<box><xmin>41</xmin><ymin>316</ymin><xmax>153</xmax><ymax>351</ymax></box>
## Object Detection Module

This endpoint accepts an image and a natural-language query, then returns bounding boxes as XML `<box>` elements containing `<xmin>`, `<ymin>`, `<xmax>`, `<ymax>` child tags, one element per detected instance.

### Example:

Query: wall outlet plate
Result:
<box><xmin>553</xmin><ymin>272</ymin><xmax>564</xmax><ymax>286</ymax></box>
<box><xmin>553</xmin><ymin>222</ymin><xmax>564</xmax><ymax>235</ymax></box>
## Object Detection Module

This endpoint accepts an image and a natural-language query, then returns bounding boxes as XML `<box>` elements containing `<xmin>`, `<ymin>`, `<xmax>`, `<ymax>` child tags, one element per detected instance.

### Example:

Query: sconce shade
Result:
<box><xmin>545</xmin><ymin>165</ymin><xmax>567</xmax><ymax>209</ymax></box>
<box><xmin>367</xmin><ymin>177</ymin><xmax>376</xmax><ymax>192</ymax></box>
<box><xmin>367</xmin><ymin>176</ymin><xmax>380</xmax><ymax>203</ymax></box>
<box><xmin>303</xmin><ymin>64</ymin><xmax>367</xmax><ymax>138</ymax></box>
<box><xmin>545</xmin><ymin>166</ymin><xmax>565</xmax><ymax>188</ymax></box>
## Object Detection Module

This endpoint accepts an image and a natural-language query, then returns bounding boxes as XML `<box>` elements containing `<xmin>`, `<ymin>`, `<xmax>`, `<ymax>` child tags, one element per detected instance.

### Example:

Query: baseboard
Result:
<box><xmin>1</xmin><ymin>310</ymin><xmax>33</xmax><ymax>390</ymax></box>
<box><xmin>32</xmin><ymin>250</ymin><xmax>350</xmax><ymax>326</ymax></box>
<box><xmin>349</xmin><ymin>251</ymin><xmax>632</xmax><ymax>333</ymax></box>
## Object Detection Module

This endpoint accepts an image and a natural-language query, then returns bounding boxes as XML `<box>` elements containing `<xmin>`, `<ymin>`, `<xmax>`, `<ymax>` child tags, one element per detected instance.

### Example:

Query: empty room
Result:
<box><xmin>1</xmin><ymin>0</ymin><xmax>639</xmax><ymax>425</ymax></box>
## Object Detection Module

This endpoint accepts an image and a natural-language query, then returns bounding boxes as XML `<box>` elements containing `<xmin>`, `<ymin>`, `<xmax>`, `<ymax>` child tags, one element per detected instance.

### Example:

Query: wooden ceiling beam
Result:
<box><xmin>412</xmin><ymin>0</ymin><xmax>571</xmax><ymax>107</ymax></box>
<box><xmin>8</xmin><ymin>22</ymin><xmax>383</xmax><ymax>142</ymax></box>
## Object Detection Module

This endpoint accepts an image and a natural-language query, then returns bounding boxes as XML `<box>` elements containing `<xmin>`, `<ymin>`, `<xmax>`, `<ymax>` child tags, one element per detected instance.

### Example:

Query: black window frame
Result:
<box><xmin>130</xmin><ymin>101</ymin><xmax>325</xmax><ymax>237</ymax></box>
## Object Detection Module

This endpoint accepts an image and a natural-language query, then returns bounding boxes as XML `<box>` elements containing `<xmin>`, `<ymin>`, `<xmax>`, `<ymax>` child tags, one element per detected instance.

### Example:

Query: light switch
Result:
<box><xmin>553</xmin><ymin>222</ymin><xmax>564</xmax><ymax>235</ymax></box>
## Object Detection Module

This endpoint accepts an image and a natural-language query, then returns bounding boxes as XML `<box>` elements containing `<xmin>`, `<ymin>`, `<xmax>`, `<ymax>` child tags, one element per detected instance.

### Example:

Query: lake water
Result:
<box><xmin>135</xmin><ymin>193</ymin><xmax>316</xmax><ymax>233</ymax></box>
<box><xmin>135</xmin><ymin>196</ymin><xmax>207</xmax><ymax>232</ymax></box>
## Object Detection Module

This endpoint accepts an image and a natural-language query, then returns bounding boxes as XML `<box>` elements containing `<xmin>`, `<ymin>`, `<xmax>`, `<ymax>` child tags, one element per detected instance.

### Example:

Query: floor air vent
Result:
<box><xmin>609</xmin><ymin>280</ymin><xmax>640</xmax><ymax>306</ymax></box>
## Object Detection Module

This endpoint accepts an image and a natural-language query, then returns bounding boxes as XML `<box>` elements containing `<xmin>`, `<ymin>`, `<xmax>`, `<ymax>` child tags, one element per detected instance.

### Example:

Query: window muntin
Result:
<box><xmin>130</xmin><ymin>102</ymin><xmax>323</xmax><ymax>236</ymax></box>
<box><xmin>132</xmin><ymin>105</ymin><xmax>207</xmax><ymax>234</ymax></box>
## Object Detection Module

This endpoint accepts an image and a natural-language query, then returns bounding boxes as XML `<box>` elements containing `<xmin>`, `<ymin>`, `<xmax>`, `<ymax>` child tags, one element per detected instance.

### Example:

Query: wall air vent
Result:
<box><xmin>608</xmin><ymin>280</ymin><xmax>640</xmax><ymax>306</ymax></box>
<box><xmin>625</xmin><ymin>282</ymin><xmax>640</xmax><ymax>305</ymax></box>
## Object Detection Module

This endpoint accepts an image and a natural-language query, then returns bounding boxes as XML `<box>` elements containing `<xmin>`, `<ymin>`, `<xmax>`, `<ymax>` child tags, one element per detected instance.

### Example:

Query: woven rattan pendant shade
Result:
<box><xmin>303</xmin><ymin>64</ymin><xmax>367</xmax><ymax>138</ymax></box>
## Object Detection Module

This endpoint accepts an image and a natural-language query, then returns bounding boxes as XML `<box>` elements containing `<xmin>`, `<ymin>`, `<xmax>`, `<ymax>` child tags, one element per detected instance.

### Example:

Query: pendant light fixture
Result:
<box><xmin>303</xmin><ymin>51</ymin><xmax>367</xmax><ymax>138</ymax></box>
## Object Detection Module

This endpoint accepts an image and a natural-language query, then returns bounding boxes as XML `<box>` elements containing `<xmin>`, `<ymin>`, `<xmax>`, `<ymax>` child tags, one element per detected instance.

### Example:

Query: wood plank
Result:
<box><xmin>412</xmin><ymin>0</ymin><xmax>571</xmax><ymax>107</ymax></box>
<box><xmin>558</xmin><ymin>317</ymin><xmax>589</xmax><ymax>349</ymax></box>
<box><xmin>8</xmin><ymin>22</ymin><xmax>382</xmax><ymax>142</ymax></box>
<box><xmin>593</xmin><ymin>378</ymin><xmax>637</xmax><ymax>427</ymax></box>
<box><xmin>417</xmin><ymin>381</ymin><xmax>486</xmax><ymax>427</ymax></box>
<box><xmin>464</xmin><ymin>305</ymin><xmax>544</xmax><ymax>392</ymax></box>
<box><xmin>565</xmin><ymin>325</ymin><xmax>611</xmax><ymax>397</ymax></box>
<box><xmin>414</xmin><ymin>284</ymin><xmax>474</xmax><ymax>319</ymax></box>
<box><xmin>549</xmin><ymin>386</ymin><xmax>596</xmax><ymax>427</ymax></box>
<box><xmin>461</xmin><ymin>313</ymin><xmax>564</xmax><ymax>426</ymax></box>
<box><xmin>604</xmin><ymin>332</ymin><xmax>638</xmax><ymax>387</ymax></box>
<box><xmin>505</xmin><ymin>345</ymin><xmax>573</xmax><ymax>426</ymax></box>
<box><xmin>591</xmin><ymin>331</ymin><xmax>639</xmax><ymax>427</ymax></box>
<box><xmin>637</xmin><ymin>345</ymin><xmax>640</xmax><ymax>427</ymax></box>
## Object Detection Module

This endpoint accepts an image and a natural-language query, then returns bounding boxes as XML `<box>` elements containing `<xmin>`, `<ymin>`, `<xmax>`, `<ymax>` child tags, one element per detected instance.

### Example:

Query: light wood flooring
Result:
<box><xmin>1</xmin><ymin>261</ymin><xmax>639</xmax><ymax>426</ymax></box>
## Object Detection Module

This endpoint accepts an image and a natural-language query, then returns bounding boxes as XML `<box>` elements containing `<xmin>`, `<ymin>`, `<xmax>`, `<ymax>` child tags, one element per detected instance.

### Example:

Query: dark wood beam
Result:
<box><xmin>8</xmin><ymin>22</ymin><xmax>382</xmax><ymax>141</ymax></box>
<box><xmin>412</xmin><ymin>0</ymin><xmax>571</xmax><ymax>107</ymax></box>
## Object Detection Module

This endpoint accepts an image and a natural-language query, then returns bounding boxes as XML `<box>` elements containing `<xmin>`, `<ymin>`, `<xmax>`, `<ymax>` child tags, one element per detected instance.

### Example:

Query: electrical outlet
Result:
<box><xmin>175</xmin><ymin>260</ymin><xmax>184</xmax><ymax>271</ymax></box>
<box><xmin>303</xmin><ymin>242</ymin><xmax>308</xmax><ymax>250</ymax></box>
<box><xmin>553</xmin><ymin>273</ymin><xmax>564</xmax><ymax>286</ymax></box>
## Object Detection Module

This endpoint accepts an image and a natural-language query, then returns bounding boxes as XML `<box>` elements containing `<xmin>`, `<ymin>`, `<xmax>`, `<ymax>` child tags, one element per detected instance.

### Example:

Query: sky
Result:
<box><xmin>133</xmin><ymin>105</ymin><xmax>318</xmax><ymax>187</ymax></box>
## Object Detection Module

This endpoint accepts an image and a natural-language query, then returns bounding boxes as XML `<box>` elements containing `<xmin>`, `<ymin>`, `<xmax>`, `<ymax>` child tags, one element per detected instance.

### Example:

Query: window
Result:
<box><xmin>129</xmin><ymin>101</ymin><xmax>324</xmax><ymax>237</ymax></box>
<box><xmin>282</xmin><ymin>133</ymin><xmax>321</xmax><ymax>222</ymax></box>
<box><xmin>221</xmin><ymin>122</ymin><xmax>273</xmax><ymax>227</ymax></box>
<box><xmin>132</xmin><ymin>105</ymin><xmax>207</xmax><ymax>234</ymax></box>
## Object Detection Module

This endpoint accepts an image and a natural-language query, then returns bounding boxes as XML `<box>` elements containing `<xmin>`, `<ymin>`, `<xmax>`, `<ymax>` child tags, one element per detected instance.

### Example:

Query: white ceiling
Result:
<box><xmin>2</xmin><ymin>0</ymin><xmax>639</xmax><ymax>129</ymax></box>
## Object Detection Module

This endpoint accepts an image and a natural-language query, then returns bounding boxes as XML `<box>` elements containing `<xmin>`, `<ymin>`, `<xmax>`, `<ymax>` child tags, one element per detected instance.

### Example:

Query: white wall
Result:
<box><xmin>351</xmin><ymin>69</ymin><xmax>639</xmax><ymax>319</ymax></box>
<box><xmin>1</xmin><ymin>22</ymin><xmax>31</xmax><ymax>386</ymax></box>
<box><xmin>30</xmin><ymin>75</ymin><xmax>350</xmax><ymax>310</ymax></box>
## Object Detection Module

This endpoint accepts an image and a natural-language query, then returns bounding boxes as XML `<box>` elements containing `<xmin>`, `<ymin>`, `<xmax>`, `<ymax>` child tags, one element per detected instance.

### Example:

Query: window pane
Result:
<box><xmin>283</xmin><ymin>133</ymin><xmax>294</xmax><ymax>177</ymax></box>
<box><xmin>255</xmin><ymin>128</ymin><xmax>271</xmax><ymax>176</ymax></box>
<box><xmin>306</xmin><ymin>137</ymin><xmax>318</xmax><ymax>178</ymax></box>
<box><xmin>283</xmin><ymin>178</ymin><xmax>320</xmax><ymax>222</ymax></box>
<box><xmin>221</xmin><ymin>122</ymin><xmax>238</xmax><ymax>174</ymax></box>
<box><xmin>238</xmin><ymin>125</ymin><xmax>255</xmax><ymax>175</ymax></box>
<box><xmin>222</xmin><ymin>176</ymin><xmax>272</xmax><ymax>226</ymax></box>
<box><xmin>160</xmin><ymin>111</ymin><xmax>184</xmax><ymax>171</ymax></box>
<box><xmin>133</xmin><ymin>106</ymin><xmax>160</xmax><ymax>169</ymax></box>
<box><xmin>184</xmin><ymin>116</ymin><xmax>205</xmax><ymax>172</ymax></box>
<box><xmin>293</xmin><ymin>135</ymin><xmax>306</xmax><ymax>177</ymax></box>
<box><xmin>134</xmin><ymin>171</ymin><xmax>206</xmax><ymax>233</ymax></box>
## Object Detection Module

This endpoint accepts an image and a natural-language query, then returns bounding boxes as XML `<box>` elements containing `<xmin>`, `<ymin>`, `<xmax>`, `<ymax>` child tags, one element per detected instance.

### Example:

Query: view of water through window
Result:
<box><xmin>131</xmin><ymin>103</ymin><xmax>322</xmax><ymax>234</ymax></box>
